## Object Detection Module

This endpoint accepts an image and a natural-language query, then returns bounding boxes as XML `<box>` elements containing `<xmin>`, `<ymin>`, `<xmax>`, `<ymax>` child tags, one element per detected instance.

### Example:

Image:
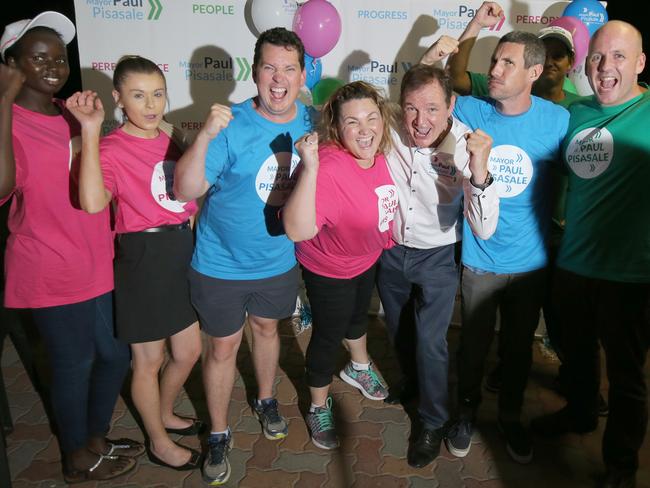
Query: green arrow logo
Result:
<box><xmin>148</xmin><ymin>0</ymin><xmax>163</xmax><ymax>20</ymax></box>
<box><xmin>235</xmin><ymin>57</ymin><xmax>251</xmax><ymax>81</ymax></box>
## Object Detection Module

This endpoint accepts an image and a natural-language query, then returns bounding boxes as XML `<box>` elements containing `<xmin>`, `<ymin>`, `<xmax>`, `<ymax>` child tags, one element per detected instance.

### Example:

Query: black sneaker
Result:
<box><xmin>531</xmin><ymin>406</ymin><xmax>597</xmax><ymax>437</ymax></box>
<box><xmin>485</xmin><ymin>364</ymin><xmax>502</xmax><ymax>393</ymax></box>
<box><xmin>202</xmin><ymin>431</ymin><xmax>232</xmax><ymax>486</ymax></box>
<box><xmin>444</xmin><ymin>418</ymin><xmax>473</xmax><ymax>458</ymax></box>
<box><xmin>407</xmin><ymin>427</ymin><xmax>444</xmax><ymax>468</ymax></box>
<box><xmin>252</xmin><ymin>398</ymin><xmax>288</xmax><ymax>440</ymax></box>
<box><xmin>498</xmin><ymin>418</ymin><xmax>533</xmax><ymax>464</ymax></box>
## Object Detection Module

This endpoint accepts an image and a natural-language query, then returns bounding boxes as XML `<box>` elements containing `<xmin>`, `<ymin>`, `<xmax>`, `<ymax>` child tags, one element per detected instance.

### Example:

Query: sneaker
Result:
<box><xmin>531</xmin><ymin>406</ymin><xmax>597</xmax><ymax>437</ymax></box>
<box><xmin>444</xmin><ymin>418</ymin><xmax>473</xmax><ymax>458</ymax></box>
<box><xmin>306</xmin><ymin>397</ymin><xmax>339</xmax><ymax>450</ymax></box>
<box><xmin>252</xmin><ymin>398</ymin><xmax>288</xmax><ymax>440</ymax></box>
<box><xmin>485</xmin><ymin>363</ymin><xmax>502</xmax><ymax>393</ymax></box>
<box><xmin>498</xmin><ymin>418</ymin><xmax>533</xmax><ymax>464</ymax></box>
<box><xmin>407</xmin><ymin>427</ymin><xmax>444</xmax><ymax>468</ymax></box>
<box><xmin>202</xmin><ymin>432</ymin><xmax>232</xmax><ymax>486</ymax></box>
<box><xmin>339</xmin><ymin>362</ymin><xmax>388</xmax><ymax>400</ymax></box>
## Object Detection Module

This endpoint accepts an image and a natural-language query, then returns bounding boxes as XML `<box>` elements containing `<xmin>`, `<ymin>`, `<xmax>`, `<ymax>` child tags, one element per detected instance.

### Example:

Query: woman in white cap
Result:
<box><xmin>0</xmin><ymin>11</ymin><xmax>140</xmax><ymax>483</ymax></box>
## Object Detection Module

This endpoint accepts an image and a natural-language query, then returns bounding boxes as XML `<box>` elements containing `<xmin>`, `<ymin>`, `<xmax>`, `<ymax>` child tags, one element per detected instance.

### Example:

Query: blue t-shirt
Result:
<box><xmin>453</xmin><ymin>95</ymin><xmax>569</xmax><ymax>273</ymax></box>
<box><xmin>192</xmin><ymin>99</ymin><xmax>313</xmax><ymax>279</ymax></box>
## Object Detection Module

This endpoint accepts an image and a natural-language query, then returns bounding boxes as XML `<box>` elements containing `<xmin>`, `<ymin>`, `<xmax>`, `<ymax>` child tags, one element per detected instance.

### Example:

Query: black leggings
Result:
<box><xmin>303</xmin><ymin>264</ymin><xmax>377</xmax><ymax>388</ymax></box>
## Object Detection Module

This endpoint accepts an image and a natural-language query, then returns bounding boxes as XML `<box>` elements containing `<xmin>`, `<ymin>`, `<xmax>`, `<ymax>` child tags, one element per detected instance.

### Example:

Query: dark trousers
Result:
<box><xmin>458</xmin><ymin>266</ymin><xmax>545</xmax><ymax>420</ymax></box>
<box><xmin>31</xmin><ymin>292</ymin><xmax>130</xmax><ymax>453</ymax></box>
<box><xmin>554</xmin><ymin>269</ymin><xmax>650</xmax><ymax>473</ymax></box>
<box><xmin>376</xmin><ymin>244</ymin><xmax>459</xmax><ymax>429</ymax></box>
<box><xmin>303</xmin><ymin>265</ymin><xmax>376</xmax><ymax>388</ymax></box>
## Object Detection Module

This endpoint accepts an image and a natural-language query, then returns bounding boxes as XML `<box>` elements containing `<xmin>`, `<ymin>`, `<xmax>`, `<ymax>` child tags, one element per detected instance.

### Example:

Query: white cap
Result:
<box><xmin>1</xmin><ymin>11</ymin><xmax>75</xmax><ymax>61</ymax></box>
<box><xmin>538</xmin><ymin>26</ymin><xmax>575</xmax><ymax>55</ymax></box>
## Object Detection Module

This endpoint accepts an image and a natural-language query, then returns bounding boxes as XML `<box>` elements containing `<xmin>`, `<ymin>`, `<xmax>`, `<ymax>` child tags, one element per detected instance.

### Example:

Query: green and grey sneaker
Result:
<box><xmin>340</xmin><ymin>362</ymin><xmax>388</xmax><ymax>400</ymax></box>
<box><xmin>306</xmin><ymin>397</ymin><xmax>339</xmax><ymax>450</ymax></box>
<box><xmin>202</xmin><ymin>432</ymin><xmax>232</xmax><ymax>486</ymax></box>
<box><xmin>253</xmin><ymin>398</ymin><xmax>288</xmax><ymax>440</ymax></box>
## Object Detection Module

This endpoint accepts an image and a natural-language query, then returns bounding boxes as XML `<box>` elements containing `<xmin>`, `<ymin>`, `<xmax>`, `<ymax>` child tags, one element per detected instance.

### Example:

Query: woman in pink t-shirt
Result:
<box><xmin>0</xmin><ymin>12</ymin><xmax>137</xmax><ymax>483</ymax></box>
<box><xmin>283</xmin><ymin>81</ymin><xmax>398</xmax><ymax>450</ymax></box>
<box><xmin>66</xmin><ymin>56</ymin><xmax>202</xmax><ymax>471</ymax></box>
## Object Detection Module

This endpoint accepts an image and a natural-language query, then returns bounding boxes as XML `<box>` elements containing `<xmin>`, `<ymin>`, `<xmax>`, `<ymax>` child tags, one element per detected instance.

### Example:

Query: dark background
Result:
<box><xmin>3</xmin><ymin>0</ymin><xmax>649</xmax><ymax>97</ymax></box>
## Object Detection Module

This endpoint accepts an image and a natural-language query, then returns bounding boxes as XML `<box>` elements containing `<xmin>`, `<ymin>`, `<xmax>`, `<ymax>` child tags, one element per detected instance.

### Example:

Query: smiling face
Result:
<box><xmin>587</xmin><ymin>21</ymin><xmax>646</xmax><ymax>107</ymax></box>
<box><xmin>9</xmin><ymin>29</ymin><xmax>69</xmax><ymax>97</ymax></box>
<box><xmin>401</xmin><ymin>80</ymin><xmax>454</xmax><ymax>149</ymax></box>
<box><xmin>337</xmin><ymin>98</ymin><xmax>384</xmax><ymax>167</ymax></box>
<box><xmin>113</xmin><ymin>71</ymin><xmax>167</xmax><ymax>138</ymax></box>
<box><xmin>253</xmin><ymin>42</ymin><xmax>305</xmax><ymax>123</ymax></box>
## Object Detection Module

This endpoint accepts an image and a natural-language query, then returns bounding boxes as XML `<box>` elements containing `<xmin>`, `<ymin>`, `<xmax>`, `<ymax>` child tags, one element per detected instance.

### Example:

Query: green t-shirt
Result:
<box><xmin>557</xmin><ymin>87</ymin><xmax>650</xmax><ymax>282</ymax></box>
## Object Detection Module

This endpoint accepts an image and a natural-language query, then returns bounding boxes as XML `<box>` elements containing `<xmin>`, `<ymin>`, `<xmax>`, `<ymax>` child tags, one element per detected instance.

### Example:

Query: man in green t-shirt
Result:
<box><xmin>531</xmin><ymin>21</ymin><xmax>649</xmax><ymax>488</ymax></box>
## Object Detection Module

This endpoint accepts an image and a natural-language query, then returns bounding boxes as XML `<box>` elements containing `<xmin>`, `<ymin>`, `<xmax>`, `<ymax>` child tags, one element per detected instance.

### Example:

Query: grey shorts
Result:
<box><xmin>188</xmin><ymin>265</ymin><xmax>300</xmax><ymax>337</ymax></box>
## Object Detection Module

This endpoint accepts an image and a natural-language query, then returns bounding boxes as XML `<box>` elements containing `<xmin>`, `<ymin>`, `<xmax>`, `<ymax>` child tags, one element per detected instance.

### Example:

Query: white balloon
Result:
<box><xmin>569</xmin><ymin>62</ymin><xmax>594</xmax><ymax>96</ymax></box>
<box><xmin>251</xmin><ymin>0</ymin><xmax>298</xmax><ymax>35</ymax></box>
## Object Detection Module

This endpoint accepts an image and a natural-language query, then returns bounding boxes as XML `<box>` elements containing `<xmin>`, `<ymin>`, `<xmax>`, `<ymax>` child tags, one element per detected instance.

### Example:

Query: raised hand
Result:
<box><xmin>65</xmin><ymin>90</ymin><xmax>105</xmax><ymax>130</ymax></box>
<box><xmin>294</xmin><ymin>131</ymin><xmax>319</xmax><ymax>170</ymax></box>
<box><xmin>466</xmin><ymin>129</ymin><xmax>492</xmax><ymax>185</ymax></box>
<box><xmin>200</xmin><ymin>103</ymin><xmax>233</xmax><ymax>139</ymax></box>
<box><xmin>421</xmin><ymin>35</ymin><xmax>460</xmax><ymax>65</ymax></box>
<box><xmin>474</xmin><ymin>1</ymin><xmax>504</xmax><ymax>29</ymax></box>
<box><xmin>0</xmin><ymin>64</ymin><xmax>25</xmax><ymax>103</ymax></box>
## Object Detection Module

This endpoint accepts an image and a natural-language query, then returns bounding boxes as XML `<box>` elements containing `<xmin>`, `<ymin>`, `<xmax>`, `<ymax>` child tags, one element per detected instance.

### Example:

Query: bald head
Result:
<box><xmin>586</xmin><ymin>20</ymin><xmax>646</xmax><ymax>106</ymax></box>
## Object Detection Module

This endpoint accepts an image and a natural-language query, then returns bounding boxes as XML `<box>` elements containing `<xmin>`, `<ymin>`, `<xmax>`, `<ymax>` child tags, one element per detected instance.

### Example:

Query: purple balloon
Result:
<box><xmin>549</xmin><ymin>16</ymin><xmax>590</xmax><ymax>67</ymax></box>
<box><xmin>293</xmin><ymin>0</ymin><xmax>342</xmax><ymax>58</ymax></box>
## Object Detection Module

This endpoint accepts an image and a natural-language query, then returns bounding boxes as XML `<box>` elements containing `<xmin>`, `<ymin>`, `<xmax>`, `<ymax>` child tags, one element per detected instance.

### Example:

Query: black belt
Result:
<box><xmin>139</xmin><ymin>221</ymin><xmax>190</xmax><ymax>233</ymax></box>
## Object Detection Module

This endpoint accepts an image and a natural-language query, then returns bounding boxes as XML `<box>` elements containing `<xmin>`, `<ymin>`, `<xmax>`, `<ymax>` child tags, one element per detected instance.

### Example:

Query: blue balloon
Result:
<box><xmin>304</xmin><ymin>53</ymin><xmax>322</xmax><ymax>91</ymax></box>
<box><xmin>562</xmin><ymin>0</ymin><xmax>608</xmax><ymax>37</ymax></box>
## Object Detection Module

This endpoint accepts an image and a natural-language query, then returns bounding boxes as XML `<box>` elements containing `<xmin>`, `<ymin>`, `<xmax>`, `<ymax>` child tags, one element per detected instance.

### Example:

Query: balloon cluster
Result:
<box><xmin>250</xmin><ymin>0</ymin><xmax>344</xmax><ymax>105</ymax></box>
<box><xmin>557</xmin><ymin>0</ymin><xmax>608</xmax><ymax>96</ymax></box>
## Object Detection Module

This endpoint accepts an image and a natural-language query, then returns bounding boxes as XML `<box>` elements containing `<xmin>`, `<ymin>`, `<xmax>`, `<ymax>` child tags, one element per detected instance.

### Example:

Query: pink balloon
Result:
<box><xmin>293</xmin><ymin>0</ymin><xmax>342</xmax><ymax>58</ymax></box>
<box><xmin>549</xmin><ymin>16</ymin><xmax>590</xmax><ymax>67</ymax></box>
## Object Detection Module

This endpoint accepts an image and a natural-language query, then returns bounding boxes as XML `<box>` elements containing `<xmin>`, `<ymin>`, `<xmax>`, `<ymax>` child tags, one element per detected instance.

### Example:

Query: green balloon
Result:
<box><xmin>563</xmin><ymin>76</ymin><xmax>578</xmax><ymax>95</ymax></box>
<box><xmin>311</xmin><ymin>77</ymin><xmax>344</xmax><ymax>105</ymax></box>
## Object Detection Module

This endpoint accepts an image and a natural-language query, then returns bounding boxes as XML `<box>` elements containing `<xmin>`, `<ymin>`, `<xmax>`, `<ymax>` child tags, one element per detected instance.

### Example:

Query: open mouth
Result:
<box><xmin>356</xmin><ymin>136</ymin><xmax>374</xmax><ymax>149</ymax></box>
<box><xmin>412</xmin><ymin>127</ymin><xmax>431</xmax><ymax>140</ymax></box>
<box><xmin>43</xmin><ymin>77</ymin><xmax>60</xmax><ymax>85</ymax></box>
<box><xmin>598</xmin><ymin>76</ymin><xmax>617</xmax><ymax>90</ymax></box>
<box><xmin>270</xmin><ymin>87</ymin><xmax>287</xmax><ymax>101</ymax></box>
<box><xmin>144</xmin><ymin>114</ymin><xmax>158</xmax><ymax>120</ymax></box>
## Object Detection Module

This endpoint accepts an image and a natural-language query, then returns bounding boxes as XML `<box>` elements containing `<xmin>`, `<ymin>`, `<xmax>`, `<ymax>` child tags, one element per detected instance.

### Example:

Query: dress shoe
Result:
<box><xmin>407</xmin><ymin>427</ymin><xmax>444</xmax><ymax>468</ymax></box>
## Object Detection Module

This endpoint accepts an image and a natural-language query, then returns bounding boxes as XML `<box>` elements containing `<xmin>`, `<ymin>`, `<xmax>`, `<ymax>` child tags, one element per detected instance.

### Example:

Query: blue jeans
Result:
<box><xmin>377</xmin><ymin>244</ymin><xmax>460</xmax><ymax>430</ymax></box>
<box><xmin>31</xmin><ymin>292</ymin><xmax>130</xmax><ymax>453</ymax></box>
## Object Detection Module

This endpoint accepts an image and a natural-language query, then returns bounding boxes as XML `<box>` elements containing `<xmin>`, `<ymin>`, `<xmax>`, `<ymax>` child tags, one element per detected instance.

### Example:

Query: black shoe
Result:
<box><xmin>497</xmin><ymin>418</ymin><xmax>533</xmax><ymax>464</ymax></box>
<box><xmin>147</xmin><ymin>445</ymin><xmax>202</xmax><ymax>471</ymax></box>
<box><xmin>444</xmin><ymin>418</ymin><xmax>473</xmax><ymax>457</ymax></box>
<box><xmin>602</xmin><ymin>469</ymin><xmax>636</xmax><ymax>488</ymax></box>
<box><xmin>164</xmin><ymin>417</ymin><xmax>207</xmax><ymax>436</ymax></box>
<box><xmin>407</xmin><ymin>427</ymin><xmax>444</xmax><ymax>468</ymax></box>
<box><xmin>531</xmin><ymin>407</ymin><xmax>597</xmax><ymax>437</ymax></box>
<box><xmin>383</xmin><ymin>382</ymin><xmax>418</xmax><ymax>405</ymax></box>
<box><xmin>485</xmin><ymin>364</ymin><xmax>502</xmax><ymax>393</ymax></box>
<box><xmin>598</xmin><ymin>394</ymin><xmax>609</xmax><ymax>417</ymax></box>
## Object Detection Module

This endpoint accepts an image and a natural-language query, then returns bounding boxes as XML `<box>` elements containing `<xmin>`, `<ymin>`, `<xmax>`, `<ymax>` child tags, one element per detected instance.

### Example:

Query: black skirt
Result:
<box><xmin>114</xmin><ymin>228</ymin><xmax>197</xmax><ymax>343</ymax></box>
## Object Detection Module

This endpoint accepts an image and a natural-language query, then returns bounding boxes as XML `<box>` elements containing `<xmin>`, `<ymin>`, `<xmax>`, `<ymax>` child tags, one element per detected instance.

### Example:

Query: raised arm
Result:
<box><xmin>463</xmin><ymin>128</ymin><xmax>499</xmax><ymax>239</ymax></box>
<box><xmin>66</xmin><ymin>91</ymin><xmax>112</xmax><ymax>213</ymax></box>
<box><xmin>173</xmin><ymin>103</ymin><xmax>232</xmax><ymax>201</ymax></box>
<box><xmin>0</xmin><ymin>65</ymin><xmax>25</xmax><ymax>199</ymax></box>
<box><xmin>448</xmin><ymin>1</ymin><xmax>504</xmax><ymax>95</ymax></box>
<box><xmin>283</xmin><ymin>132</ymin><xmax>320</xmax><ymax>242</ymax></box>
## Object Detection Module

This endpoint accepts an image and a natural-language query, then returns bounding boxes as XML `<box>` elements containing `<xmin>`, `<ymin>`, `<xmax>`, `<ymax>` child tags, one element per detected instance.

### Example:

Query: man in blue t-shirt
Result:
<box><xmin>423</xmin><ymin>28</ymin><xmax>569</xmax><ymax>464</ymax></box>
<box><xmin>174</xmin><ymin>28</ymin><xmax>312</xmax><ymax>485</ymax></box>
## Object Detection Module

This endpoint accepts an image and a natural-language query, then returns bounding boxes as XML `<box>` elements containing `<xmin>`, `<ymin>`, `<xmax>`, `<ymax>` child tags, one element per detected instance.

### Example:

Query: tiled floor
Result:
<box><xmin>2</xmin><ymin>315</ymin><xmax>649</xmax><ymax>488</ymax></box>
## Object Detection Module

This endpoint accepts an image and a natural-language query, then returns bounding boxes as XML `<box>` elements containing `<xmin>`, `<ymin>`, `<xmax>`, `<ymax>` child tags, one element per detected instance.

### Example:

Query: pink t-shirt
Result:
<box><xmin>100</xmin><ymin>129</ymin><xmax>198</xmax><ymax>233</ymax></box>
<box><xmin>1</xmin><ymin>101</ymin><xmax>114</xmax><ymax>308</ymax></box>
<box><xmin>295</xmin><ymin>144</ymin><xmax>398</xmax><ymax>279</ymax></box>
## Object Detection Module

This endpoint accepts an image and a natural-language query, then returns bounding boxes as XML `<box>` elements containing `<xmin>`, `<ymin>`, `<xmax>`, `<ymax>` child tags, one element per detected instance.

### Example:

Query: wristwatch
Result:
<box><xmin>472</xmin><ymin>171</ymin><xmax>493</xmax><ymax>190</ymax></box>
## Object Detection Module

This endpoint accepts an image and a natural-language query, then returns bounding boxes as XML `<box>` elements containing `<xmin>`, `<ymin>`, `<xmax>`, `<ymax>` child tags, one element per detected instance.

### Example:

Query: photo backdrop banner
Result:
<box><xmin>73</xmin><ymin>0</ymin><xmax>576</xmax><ymax>136</ymax></box>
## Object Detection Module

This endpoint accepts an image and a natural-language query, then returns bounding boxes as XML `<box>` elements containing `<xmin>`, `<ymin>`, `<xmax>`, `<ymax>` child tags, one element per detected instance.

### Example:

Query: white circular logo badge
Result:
<box><xmin>488</xmin><ymin>144</ymin><xmax>533</xmax><ymax>198</ymax></box>
<box><xmin>255</xmin><ymin>151</ymin><xmax>301</xmax><ymax>206</ymax></box>
<box><xmin>565</xmin><ymin>127</ymin><xmax>614</xmax><ymax>179</ymax></box>
<box><xmin>150</xmin><ymin>160</ymin><xmax>187</xmax><ymax>213</ymax></box>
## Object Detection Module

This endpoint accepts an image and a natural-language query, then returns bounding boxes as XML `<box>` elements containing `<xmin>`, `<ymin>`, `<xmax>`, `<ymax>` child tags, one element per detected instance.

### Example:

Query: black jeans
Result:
<box><xmin>303</xmin><ymin>264</ymin><xmax>377</xmax><ymax>388</ymax></box>
<box><xmin>458</xmin><ymin>266</ymin><xmax>546</xmax><ymax>421</ymax></box>
<box><xmin>554</xmin><ymin>269</ymin><xmax>650</xmax><ymax>473</ymax></box>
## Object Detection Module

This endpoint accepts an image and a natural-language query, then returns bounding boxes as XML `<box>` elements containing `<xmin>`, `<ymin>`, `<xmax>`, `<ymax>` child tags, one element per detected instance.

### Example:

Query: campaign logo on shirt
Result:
<box><xmin>565</xmin><ymin>127</ymin><xmax>614</xmax><ymax>179</ymax></box>
<box><xmin>376</xmin><ymin>184</ymin><xmax>398</xmax><ymax>232</ymax></box>
<box><xmin>427</xmin><ymin>153</ymin><xmax>459</xmax><ymax>182</ymax></box>
<box><xmin>255</xmin><ymin>151</ymin><xmax>301</xmax><ymax>207</ymax></box>
<box><xmin>150</xmin><ymin>160</ymin><xmax>187</xmax><ymax>213</ymax></box>
<box><xmin>488</xmin><ymin>145</ymin><xmax>533</xmax><ymax>198</ymax></box>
